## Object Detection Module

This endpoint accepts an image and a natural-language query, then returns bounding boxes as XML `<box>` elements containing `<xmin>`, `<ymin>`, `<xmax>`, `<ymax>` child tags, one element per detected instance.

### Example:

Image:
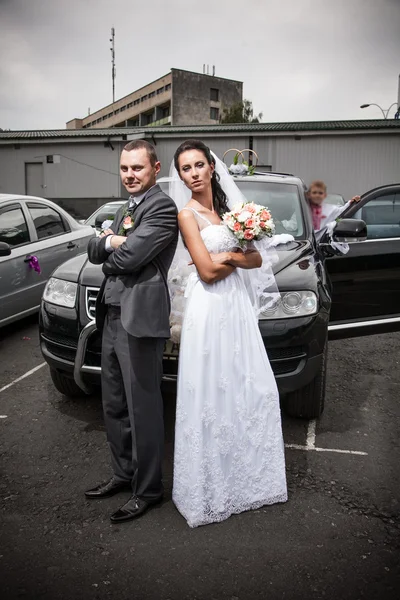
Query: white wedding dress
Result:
<box><xmin>172</xmin><ymin>208</ymin><xmax>288</xmax><ymax>528</ymax></box>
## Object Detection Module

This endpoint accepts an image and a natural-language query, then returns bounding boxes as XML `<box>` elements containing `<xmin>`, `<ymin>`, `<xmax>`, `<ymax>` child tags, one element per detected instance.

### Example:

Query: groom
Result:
<box><xmin>86</xmin><ymin>140</ymin><xmax>178</xmax><ymax>523</ymax></box>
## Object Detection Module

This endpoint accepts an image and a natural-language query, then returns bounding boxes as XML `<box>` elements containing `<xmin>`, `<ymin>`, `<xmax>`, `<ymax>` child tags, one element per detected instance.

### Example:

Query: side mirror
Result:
<box><xmin>332</xmin><ymin>218</ymin><xmax>367</xmax><ymax>242</ymax></box>
<box><xmin>94</xmin><ymin>216</ymin><xmax>105</xmax><ymax>229</ymax></box>
<box><xmin>77</xmin><ymin>219</ymin><xmax>86</xmax><ymax>225</ymax></box>
<box><xmin>0</xmin><ymin>241</ymin><xmax>12</xmax><ymax>256</ymax></box>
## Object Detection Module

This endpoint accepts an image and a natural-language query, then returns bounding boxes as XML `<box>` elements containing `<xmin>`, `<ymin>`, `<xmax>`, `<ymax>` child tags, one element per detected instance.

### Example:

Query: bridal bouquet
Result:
<box><xmin>222</xmin><ymin>202</ymin><xmax>275</xmax><ymax>247</ymax></box>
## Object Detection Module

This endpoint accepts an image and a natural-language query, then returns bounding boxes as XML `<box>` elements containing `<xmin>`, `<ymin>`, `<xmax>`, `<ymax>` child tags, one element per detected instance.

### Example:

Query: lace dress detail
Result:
<box><xmin>173</xmin><ymin>208</ymin><xmax>288</xmax><ymax>528</ymax></box>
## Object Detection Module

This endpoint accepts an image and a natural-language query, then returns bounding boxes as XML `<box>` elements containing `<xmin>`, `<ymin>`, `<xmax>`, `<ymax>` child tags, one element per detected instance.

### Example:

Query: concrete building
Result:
<box><xmin>66</xmin><ymin>69</ymin><xmax>243</xmax><ymax>130</ymax></box>
<box><xmin>1</xmin><ymin>120</ymin><xmax>399</xmax><ymax>217</ymax></box>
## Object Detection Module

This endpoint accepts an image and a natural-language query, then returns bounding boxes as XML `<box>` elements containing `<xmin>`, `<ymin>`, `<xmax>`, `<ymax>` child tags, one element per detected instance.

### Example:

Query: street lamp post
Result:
<box><xmin>360</xmin><ymin>102</ymin><xmax>399</xmax><ymax>119</ymax></box>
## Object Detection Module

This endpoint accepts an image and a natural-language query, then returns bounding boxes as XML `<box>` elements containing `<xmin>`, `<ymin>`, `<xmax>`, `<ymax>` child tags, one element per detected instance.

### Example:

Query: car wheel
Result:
<box><xmin>50</xmin><ymin>368</ymin><xmax>89</xmax><ymax>398</ymax></box>
<box><xmin>282</xmin><ymin>339</ymin><xmax>327</xmax><ymax>419</ymax></box>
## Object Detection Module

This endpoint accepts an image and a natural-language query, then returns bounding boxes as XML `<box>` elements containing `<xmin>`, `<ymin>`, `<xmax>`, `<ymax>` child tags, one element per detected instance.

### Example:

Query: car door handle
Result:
<box><xmin>67</xmin><ymin>242</ymin><xmax>76</xmax><ymax>249</ymax></box>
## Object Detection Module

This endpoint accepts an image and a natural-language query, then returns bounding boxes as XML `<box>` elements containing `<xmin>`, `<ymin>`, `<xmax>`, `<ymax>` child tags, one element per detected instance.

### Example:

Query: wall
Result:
<box><xmin>171</xmin><ymin>70</ymin><xmax>242</xmax><ymax>126</ymax></box>
<box><xmin>1</xmin><ymin>130</ymin><xmax>399</xmax><ymax>217</ymax></box>
<box><xmin>254</xmin><ymin>133</ymin><xmax>400</xmax><ymax>198</ymax></box>
<box><xmin>0</xmin><ymin>141</ymin><xmax>123</xmax><ymax>218</ymax></box>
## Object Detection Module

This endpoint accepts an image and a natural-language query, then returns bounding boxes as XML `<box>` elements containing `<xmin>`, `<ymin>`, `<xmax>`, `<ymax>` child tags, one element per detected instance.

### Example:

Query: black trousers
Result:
<box><xmin>101</xmin><ymin>308</ymin><xmax>165</xmax><ymax>500</ymax></box>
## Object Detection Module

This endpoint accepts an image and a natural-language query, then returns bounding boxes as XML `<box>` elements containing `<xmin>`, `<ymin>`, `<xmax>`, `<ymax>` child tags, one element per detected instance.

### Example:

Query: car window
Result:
<box><xmin>236</xmin><ymin>181</ymin><xmax>305</xmax><ymax>239</ymax></box>
<box><xmin>360</xmin><ymin>193</ymin><xmax>400</xmax><ymax>239</ymax></box>
<box><xmin>325</xmin><ymin>194</ymin><xmax>345</xmax><ymax>206</ymax></box>
<box><xmin>85</xmin><ymin>203</ymin><xmax>125</xmax><ymax>228</ymax></box>
<box><xmin>0</xmin><ymin>204</ymin><xmax>30</xmax><ymax>247</ymax></box>
<box><xmin>27</xmin><ymin>203</ymin><xmax>66</xmax><ymax>239</ymax></box>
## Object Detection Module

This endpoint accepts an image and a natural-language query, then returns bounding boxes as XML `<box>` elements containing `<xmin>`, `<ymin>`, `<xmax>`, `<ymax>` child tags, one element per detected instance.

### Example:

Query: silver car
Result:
<box><xmin>0</xmin><ymin>194</ymin><xmax>95</xmax><ymax>327</ymax></box>
<box><xmin>83</xmin><ymin>200</ymin><xmax>126</xmax><ymax>235</ymax></box>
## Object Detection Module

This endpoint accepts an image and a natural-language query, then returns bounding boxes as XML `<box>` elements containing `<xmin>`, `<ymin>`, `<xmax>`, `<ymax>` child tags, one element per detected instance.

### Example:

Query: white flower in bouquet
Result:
<box><xmin>237</xmin><ymin>210</ymin><xmax>252</xmax><ymax>223</ymax></box>
<box><xmin>222</xmin><ymin>202</ymin><xmax>275</xmax><ymax>248</ymax></box>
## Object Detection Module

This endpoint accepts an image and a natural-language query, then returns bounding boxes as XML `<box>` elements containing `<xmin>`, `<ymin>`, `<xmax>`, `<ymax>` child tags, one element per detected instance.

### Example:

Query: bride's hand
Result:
<box><xmin>209</xmin><ymin>252</ymin><xmax>233</xmax><ymax>264</ymax></box>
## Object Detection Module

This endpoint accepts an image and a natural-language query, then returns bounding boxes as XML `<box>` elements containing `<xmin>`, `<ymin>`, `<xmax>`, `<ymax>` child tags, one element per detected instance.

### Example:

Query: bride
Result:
<box><xmin>170</xmin><ymin>139</ymin><xmax>288</xmax><ymax>528</ymax></box>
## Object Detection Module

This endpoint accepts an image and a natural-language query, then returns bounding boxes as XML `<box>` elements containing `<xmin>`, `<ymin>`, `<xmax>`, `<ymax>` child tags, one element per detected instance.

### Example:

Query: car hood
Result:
<box><xmin>273</xmin><ymin>240</ymin><xmax>313</xmax><ymax>274</ymax></box>
<box><xmin>52</xmin><ymin>240</ymin><xmax>315</xmax><ymax>289</ymax></box>
<box><xmin>51</xmin><ymin>253</ymin><xmax>103</xmax><ymax>285</ymax></box>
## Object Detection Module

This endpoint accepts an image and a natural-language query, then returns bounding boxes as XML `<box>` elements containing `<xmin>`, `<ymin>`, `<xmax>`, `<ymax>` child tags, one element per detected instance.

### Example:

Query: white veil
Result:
<box><xmin>167</xmin><ymin>152</ymin><xmax>294</xmax><ymax>343</ymax></box>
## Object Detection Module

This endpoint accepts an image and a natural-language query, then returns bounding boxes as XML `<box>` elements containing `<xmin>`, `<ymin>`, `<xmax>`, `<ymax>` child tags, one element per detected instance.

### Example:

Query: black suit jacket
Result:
<box><xmin>87</xmin><ymin>185</ymin><xmax>178</xmax><ymax>338</ymax></box>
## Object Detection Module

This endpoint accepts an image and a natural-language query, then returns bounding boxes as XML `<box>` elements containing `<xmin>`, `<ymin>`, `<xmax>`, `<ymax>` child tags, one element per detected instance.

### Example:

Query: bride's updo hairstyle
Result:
<box><xmin>174</xmin><ymin>139</ymin><xmax>230</xmax><ymax>216</ymax></box>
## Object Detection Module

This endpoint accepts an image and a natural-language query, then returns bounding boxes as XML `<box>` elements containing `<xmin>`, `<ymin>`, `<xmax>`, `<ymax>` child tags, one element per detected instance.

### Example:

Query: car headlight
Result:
<box><xmin>43</xmin><ymin>278</ymin><xmax>78</xmax><ymax>308</ymax></box>
<box><xmin>258</xmin><ymin>291</ymin><xmax>317</xmax><ymax>319</ymax></box>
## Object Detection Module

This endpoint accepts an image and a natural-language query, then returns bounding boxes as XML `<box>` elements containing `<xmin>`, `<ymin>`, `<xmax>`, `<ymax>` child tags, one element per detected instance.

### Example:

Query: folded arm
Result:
<box><xmin>87</xmin><ymin>206</ymin><xmax>125</xmax><ymax>264</ymax></box>
<box><xmin>179</xmin><ymin>211</ymin><xmax>235</xmax><ymax>284</ymax></box>
<box><xmin>102</xmin><ymin>197</ymin><xmax>178</xmax><ymax>275</ymax></box>
<box><xmin>222</xmin><ymin>248</ymin><xmax>262</xmax><ymax>269</ymax></box>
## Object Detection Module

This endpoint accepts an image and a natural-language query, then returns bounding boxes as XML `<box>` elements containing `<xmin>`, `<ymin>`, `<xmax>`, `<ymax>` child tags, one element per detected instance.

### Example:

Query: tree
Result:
<box><xmin>221</xmin><ymin>99</ymin><xmax>263</xmax><ymax>124</ymax></box>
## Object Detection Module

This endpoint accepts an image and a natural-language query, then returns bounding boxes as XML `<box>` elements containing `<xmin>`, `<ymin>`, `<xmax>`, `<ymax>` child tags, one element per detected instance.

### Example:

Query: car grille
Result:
<box><xmin>41</xmin><ymin>334</ymin><xmax>77</xmax><ymax>363</ymax></box>
<box><xmin>85</xmin><ymin>330</ymin><xmax>102</xmax><ymax>367</ymax></box>
<box><xmin>266</xmin><ymin>346</ymin><xmax>305</xmax><ymax>360</ymax></box>
<box><xmin>85</xmin><ymin>287</ymin><xmax>100</xmax><ymax>320</ymax></box>
<box><xmin>162</xmin><ymin>343</ymin><xmax>306</xmax><ymax>378</ymax></box>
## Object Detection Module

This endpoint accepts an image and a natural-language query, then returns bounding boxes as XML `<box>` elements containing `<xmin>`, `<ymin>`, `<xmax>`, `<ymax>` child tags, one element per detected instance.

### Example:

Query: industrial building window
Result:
<box><xmin>120</xmin><ymin>106</ymin><xmax>126</xmax><ymax>112</ymax></box>
<box><xmin>115</xmin><ymin>109</ymin><xmax>120</xmax><ymax>114</ymax></box>
<box><xmin>157</xmin><ymin>87</ymin><xmax>164</xmax><ymax>94</ymax></box>
<box><xmin>134</xmin><ymin>99</ymin><xmax>140</xmax><ymax>105</ymax></box>
<box><xmin>210</xmin><ymin>88</ymin><xmax>219</xmax><ymax>101</ymax></box>
<box><xmin>141</xmin><ymin>95</ymin><xmax>148</xmax><ymax>102</ymax></box>
<box><xmin>108</xmin><ymin>113</ymin><xmax>113</xmax><ymax>118</ymax></box>
<box><xmin>210</xmin><ymin>107</ymin><xmax>219</xmax><ymax>120</ymax></box>
<box><xmin>149</xmin><ymin>91</ymin><xmax>155</xmax><ymax>98</ymax></box>
<box><xmin>165</xmin><ymin>83</ymin><xmax>171</xmax><ymax>91</ymax></box>
<box><xmin>144</xmin><ymin>113</ymin><xmax>154</xmax><ymax>125</ymax></box>
<box><xmin>102</xmin><ymin>115</ymin><xmax>108</xmax><ymax>121</ymax></box>
<box><xmin>127</xmin><ymin>102</ymin><xmax>133</xmax><ymax>108</ymax></box>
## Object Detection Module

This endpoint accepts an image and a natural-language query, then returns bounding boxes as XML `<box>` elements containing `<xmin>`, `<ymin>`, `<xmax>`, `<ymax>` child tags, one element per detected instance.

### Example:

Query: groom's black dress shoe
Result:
<box><xmin>85</xmin><ymin>477</ymin><xmax>131</xmax><ymax>499</ymax></box>
<box><xmin>110</xmin><ymin>494</ymin><xmax>163</xmax><ymax>523</ymax></box>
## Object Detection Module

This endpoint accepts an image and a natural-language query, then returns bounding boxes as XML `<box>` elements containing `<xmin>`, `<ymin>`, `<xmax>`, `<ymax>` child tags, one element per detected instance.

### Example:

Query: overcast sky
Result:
<box><xmin>0</xmin><ymin>0</ymin><xmax>399</xmax><ymax>130</ymax></box>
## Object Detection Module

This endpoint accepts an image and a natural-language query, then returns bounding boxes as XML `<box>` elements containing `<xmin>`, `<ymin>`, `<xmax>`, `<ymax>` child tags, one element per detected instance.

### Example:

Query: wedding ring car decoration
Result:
<box><xmin>223</xmin><ymin>148</ymin><xmax>259</xmax><ymax>176</ymax></box>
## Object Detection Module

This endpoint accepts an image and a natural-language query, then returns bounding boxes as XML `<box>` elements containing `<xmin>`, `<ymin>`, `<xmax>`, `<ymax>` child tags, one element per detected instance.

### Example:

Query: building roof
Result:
<box><xmin>1</xmin><ymin>119</ymin><xmax>399</xmax><ymax>141</ymax></box>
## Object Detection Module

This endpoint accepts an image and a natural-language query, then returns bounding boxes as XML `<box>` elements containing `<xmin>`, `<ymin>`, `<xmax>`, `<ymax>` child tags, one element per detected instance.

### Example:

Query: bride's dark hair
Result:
<box><xmin>173</xmin><ymin>139</ymin><xmax>230</xmax><ymax>216</ymax></box>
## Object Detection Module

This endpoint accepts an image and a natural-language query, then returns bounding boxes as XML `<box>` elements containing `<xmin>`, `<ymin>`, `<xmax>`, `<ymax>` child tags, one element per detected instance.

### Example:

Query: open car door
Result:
<box><xmin>326</xmin><ymin>183</ymin><xmax>400</xmax><ymax>340</ymax></box>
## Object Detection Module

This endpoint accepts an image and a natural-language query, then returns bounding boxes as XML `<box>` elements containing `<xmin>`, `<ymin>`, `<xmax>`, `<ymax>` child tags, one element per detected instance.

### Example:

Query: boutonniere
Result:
<box><xmin>118</xmin><ymin>208</ymin><xmax>135</xmax><ymax>235</ymax></box>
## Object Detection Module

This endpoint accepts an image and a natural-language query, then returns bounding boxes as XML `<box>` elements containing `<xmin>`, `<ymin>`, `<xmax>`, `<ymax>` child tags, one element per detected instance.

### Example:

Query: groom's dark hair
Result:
<box><xmin>123</xmin><ymin>140</ymin><xmax>158</xmax><ymax>166</ymax></box>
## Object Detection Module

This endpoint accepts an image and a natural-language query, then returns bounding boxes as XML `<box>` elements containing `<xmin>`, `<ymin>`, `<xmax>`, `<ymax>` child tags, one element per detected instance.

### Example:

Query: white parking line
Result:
<box><xmin>306</xmin><ymin>419</ymin><xmax>316</xmax><ymax>449</ymax></box>
<box><xmin>285</xmin><ymin>418</ymin><xmax>368</xmax><ymax>456</ymax></box>
<box><xmin>0</xmin><ymin>363</ymin><xmax>46</xmax><ymax>395</ymax></box>
<box><xmin>285</xmin><ymin>443</ymin><xmax>368</xmax><ymax>456</ymax></box>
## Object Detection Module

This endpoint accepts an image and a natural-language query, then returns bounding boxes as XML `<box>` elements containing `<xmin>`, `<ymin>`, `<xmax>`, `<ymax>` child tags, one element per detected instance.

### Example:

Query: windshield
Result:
<box><xmin>325</xmin><ymin>193</ymin><xmax>345</xmax><ymax>206</ymax></box>
<box><xmin>85</xmin><ymin>203</ymin><xmax>125</xmax><ymax>228</ymax></box>
<box><xmin>235</xmin><ymin>181</ymin><xmax>304</xmax><ymax>239</ymax></box>
<box><xmin>159</xmin><ymin>179</ymin><xmax>305</xmax><ymax>239</ymax></box>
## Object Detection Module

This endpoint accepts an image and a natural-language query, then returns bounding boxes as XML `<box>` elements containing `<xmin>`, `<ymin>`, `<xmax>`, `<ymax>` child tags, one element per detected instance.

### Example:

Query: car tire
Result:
<box><xmin>50</xmin><ymin>368</ymin><xmax>88</xmax><ymax>398</ymax></box>
<box><xmin>282</xmin><ymin>339</ymin><xmax>327</xmax><ymax>419</ymax></box>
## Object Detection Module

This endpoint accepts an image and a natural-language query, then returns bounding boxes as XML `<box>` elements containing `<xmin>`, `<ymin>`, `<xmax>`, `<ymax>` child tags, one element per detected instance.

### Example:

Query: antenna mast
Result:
<box><xmin>110</xmin><ymin>27</ymin><xmax>116</xmax><ymax>103</ymax></box>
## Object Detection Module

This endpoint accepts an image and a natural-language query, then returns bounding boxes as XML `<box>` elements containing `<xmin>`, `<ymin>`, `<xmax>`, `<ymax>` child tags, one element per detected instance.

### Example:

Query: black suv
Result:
<box><xmin>39</xmin><ymin>176</ymin><xmax>400</xmax><ymax>419</ymax></box>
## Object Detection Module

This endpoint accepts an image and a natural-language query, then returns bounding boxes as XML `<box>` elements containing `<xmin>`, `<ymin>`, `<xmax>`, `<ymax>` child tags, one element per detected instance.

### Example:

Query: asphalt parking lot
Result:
<box><xmin>0</xmin><ymin>316</ymin><xmax>399</xmax><ymax>600</ymax></box>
